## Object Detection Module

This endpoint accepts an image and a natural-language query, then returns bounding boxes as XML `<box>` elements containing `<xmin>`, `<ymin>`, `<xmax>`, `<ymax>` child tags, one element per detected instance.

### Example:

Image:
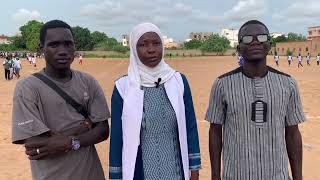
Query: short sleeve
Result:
<box><xmin>285</xmin><ymin>78</ymin><xmax>305</xmax><ymax>126</ymax></box>
<box><xmin>88</xmin><ymin>78</ymin><xmax>111</xmax><ymax>123</ymax></box>
<box><xmin>12</xmin><ymin>80</ymin><xmax>50</xmax><ymax>144</ymax></box>
<box><xmin>205</xmin><ymin>78</ymin><xmax>227</xmax><ymax>124</ymax></box>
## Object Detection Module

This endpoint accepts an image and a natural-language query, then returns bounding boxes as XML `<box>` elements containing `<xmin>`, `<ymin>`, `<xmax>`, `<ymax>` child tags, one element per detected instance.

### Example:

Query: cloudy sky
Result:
<box><xmin>1</xmin><ymin>0</ymin><xmax>319</xmax><ymax>41</ymax></box>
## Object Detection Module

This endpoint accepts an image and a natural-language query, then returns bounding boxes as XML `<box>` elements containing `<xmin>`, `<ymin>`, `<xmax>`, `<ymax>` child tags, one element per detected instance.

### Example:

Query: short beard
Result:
<box><xmin>243</xmin><ymin>55</ymin><xmax>266</xmax><ymax>64</ymax></box>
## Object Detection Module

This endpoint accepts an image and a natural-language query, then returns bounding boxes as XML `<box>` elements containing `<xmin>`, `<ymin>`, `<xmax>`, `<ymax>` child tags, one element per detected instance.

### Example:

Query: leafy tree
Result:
<box><xmin>287</xmin><ymin>32</ymin><xmax>306</xmax><ymax>41</ymax></box>
<box><xmin>19</xmin><ymin>20</ymin><xmax>43</xmax><ymax>51</ymax></box>
<box><xmin>72</xmin><ymin>26</ymin><xmax>93</xmax><ymax>50</ymax></box>
<box><xmin>10</xmin><ymin>36</ymin><xmax>26</xmax><ymax>49</ymax></box>
<box><xmin>112</xmin><ymin>44</ymin><xmax>129</xmax><ymax>53</ymax></box>
<box><xmin>271</xmin><ymin>35</ymin><xmax>287</xmax><ymax>47</ymax></box>
<box><xmin>0</xmin><ymin>44</ymin><xmax>18</xmax><ymax>51</ymax></box>
<box><xmin>200</xmin><ymin>34</ymin><xmax>230</xmax><ymax>55</ymax></box>
<box><xmin>91</xmin><ymin>31</ymin><xmax>108</xmax><ymax>46</ymax></box>
<box><xmin>94</xmin><ymin>37</ymin><xmax>119</xmax><ymax>50</ymax></box>
<box><xmin>184</xmin><ymin>39</ymin><xmax>203</xmax><ymax>49</ymax></box>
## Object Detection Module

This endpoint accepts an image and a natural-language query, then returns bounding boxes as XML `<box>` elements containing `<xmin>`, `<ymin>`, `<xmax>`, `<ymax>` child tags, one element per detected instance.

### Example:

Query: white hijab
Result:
<box><xmin>128</xmin><ymin>22</ymin><xmax>175</xmax><ymax>87</ymax></box>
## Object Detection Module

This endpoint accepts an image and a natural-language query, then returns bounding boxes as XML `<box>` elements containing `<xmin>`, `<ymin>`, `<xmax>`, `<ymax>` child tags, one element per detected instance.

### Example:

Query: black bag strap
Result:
<box><xmin>33</xmin><ymin>73</ymin><xmax>89</xmax><ymax>119</ymax></box>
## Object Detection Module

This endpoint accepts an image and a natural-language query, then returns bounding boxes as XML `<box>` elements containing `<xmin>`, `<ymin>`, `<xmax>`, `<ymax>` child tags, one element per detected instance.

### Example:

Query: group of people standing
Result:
<box><xmin>3</xmin><ymin>55</ymin><xmax>22</xmax><ymax>80</ymax></box>
<box><xmin>11</xmin><ymin>19</ymin><xmax>305</xmax><ymax>180</ymax></box>
<box><xmin>274</xmin><ymin>52</ymin><xmax>320</xmax><ymax>67</ymax></box>
<box><xmin>27</xmin><ymin>54</ymin><xmax>37</xmax><ymax>67</ymax></box>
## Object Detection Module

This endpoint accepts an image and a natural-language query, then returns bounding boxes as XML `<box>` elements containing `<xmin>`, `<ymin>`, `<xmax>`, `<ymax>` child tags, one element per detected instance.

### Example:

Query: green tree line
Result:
<box><xmin>183</xmin><ymin>34</ymin><xmax>231</xmax><ymax>55</ymax></box>
<box><xmin>271</xmin><ymin>32</ymin><xmax>307</xmax><ymax>47</ymax></box>
<box><xmin>0</xmin><ymin>20</ymin><xmax>128</xmax><ymax>53</ymax></box>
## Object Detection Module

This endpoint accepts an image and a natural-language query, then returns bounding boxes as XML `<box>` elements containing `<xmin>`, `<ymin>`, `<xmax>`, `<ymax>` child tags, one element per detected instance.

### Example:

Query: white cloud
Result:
<box><xmin>272</xmin><ymin>0</ymin><xmax>320</xmax><ymax>25</ymax></box>
<box><xmin>214</xmin><ymin>0</ymin><xmax>266</xmax><ymax>23</ymax></box>
<box><xmin>80</xmin><ymin>0</ymin><xmax>215</xmax><ymax>29</ymax></box>
<box><xmin>12</xmin><ymin>9</ymin><xmax>42</xmax><ymax>24</ymax></box>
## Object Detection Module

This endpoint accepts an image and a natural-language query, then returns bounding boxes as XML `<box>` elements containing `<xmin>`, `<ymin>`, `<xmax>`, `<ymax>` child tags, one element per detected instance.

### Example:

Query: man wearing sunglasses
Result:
<box><xmin>206</xmin><ymin>20</ymin><xmax>305</xmax><ymax>180</ymax></box>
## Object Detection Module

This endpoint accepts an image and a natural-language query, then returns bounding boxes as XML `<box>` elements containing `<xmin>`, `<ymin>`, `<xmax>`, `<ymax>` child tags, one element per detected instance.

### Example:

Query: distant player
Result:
<box><xmin>288</xmin><ymin>54</ymin><xmax>293</xmax><ymax>66</ymax></box>
<box><xmin>274</xmin><ymin>52</ymin><xmax>279</xmax><ymax>66</ymax></box>
<box><xmin>79</xmin><ymin>54</ymin><xmax>83</xmax><ymax>65</ymax></box>
<box><xmin>237</xmin><ymin>54</ymin><xmax>244</xmax><ymax>66</ymax></box>
<box><xmin>32</xmin><ymin>55</ymin><xmax>37</xmax><ymax>67</ymax></box>
<box><xmin>317</xmin><ymin>53</ymin><xmax>320</xmax><ymax>66</ymax></box>
<box><xmin>13</xmin><ymin>57</ymin><xmax>22</xmax><ymax>79</ymax></box>
<box><xmin>28</xmin><ymin>55</ymin><xmax>32</xmax><ymax>64</ymax></box>
<box><xmin>297</xmin><ymin>53</ymin><xmax>303</xmax><ymax>68</ymax></box>
<box><xmin>306</xmin><ymin>53</ymin><xmax>311</xmax><ymax>66</ymax></box>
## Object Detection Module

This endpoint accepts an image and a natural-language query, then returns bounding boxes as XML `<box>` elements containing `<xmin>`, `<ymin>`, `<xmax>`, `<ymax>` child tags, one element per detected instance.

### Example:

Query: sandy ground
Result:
<box><xmin>0</xmin><ymin>56</ymin><xmax>319</xmax><ymax>180</ymax></box>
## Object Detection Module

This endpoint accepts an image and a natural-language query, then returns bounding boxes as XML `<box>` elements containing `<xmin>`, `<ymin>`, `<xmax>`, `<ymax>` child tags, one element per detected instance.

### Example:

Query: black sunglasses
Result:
<box><xmin>239</xmin><ymin>34</ymin><xmax>270</xmax><ymax>44</ymax></box>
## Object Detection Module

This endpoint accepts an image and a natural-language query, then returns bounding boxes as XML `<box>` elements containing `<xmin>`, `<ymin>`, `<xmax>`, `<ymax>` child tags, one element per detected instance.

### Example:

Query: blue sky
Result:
<box><xmin>1</xmin><ymin>0</ymin><xmax>319</xmax><ymax>41</ymax></box>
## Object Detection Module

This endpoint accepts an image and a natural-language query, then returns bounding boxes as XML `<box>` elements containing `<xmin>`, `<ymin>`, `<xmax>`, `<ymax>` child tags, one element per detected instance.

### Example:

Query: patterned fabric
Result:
<box><xmin>109</xmin><ymin>73</ymin><xmax>201</xmax><ymax>180</ymax></box>
<box><xmin>140</xmin><ymin>84</ymin><xmax>183</xmax><ymax>180</ymax></box>
<box><xmin>206</xmin><ymin>66</ymin><xmax>305</xmax><ymax>180</ymax></box>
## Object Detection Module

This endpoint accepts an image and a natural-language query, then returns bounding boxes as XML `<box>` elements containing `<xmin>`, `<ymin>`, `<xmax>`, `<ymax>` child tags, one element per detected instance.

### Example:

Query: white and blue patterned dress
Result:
<box><xmin>140</xmin><ymin>84</ymin><xmax>183</xmax><ymax>180</ymax></box>
<box><xmin>109</xmin><ymin>74</ymin><xmax>201</xmax><ymax>180</ymax></box>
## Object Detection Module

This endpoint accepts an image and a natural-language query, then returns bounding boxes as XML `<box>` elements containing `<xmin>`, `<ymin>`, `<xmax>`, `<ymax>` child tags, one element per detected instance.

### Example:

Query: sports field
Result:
<box><xmin>1</xmin><ymin>56</ymin><xmax>319</xmax><ymax>179</ymax></box>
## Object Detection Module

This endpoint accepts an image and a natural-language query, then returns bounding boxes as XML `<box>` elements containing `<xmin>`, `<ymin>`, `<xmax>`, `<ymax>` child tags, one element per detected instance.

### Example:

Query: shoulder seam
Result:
<box><xmin>218</xmin><ymin>67</ymin><xmax>242</xmax><ymax>79</ymax></box>
<box><xmin>268</xmin><ymin>66</ymin><xmax>291</xmax><ymax>77</ymax></box>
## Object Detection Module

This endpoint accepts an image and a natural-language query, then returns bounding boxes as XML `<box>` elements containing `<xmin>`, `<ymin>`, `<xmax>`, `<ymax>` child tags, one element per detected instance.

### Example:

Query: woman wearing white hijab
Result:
<box><xmin>109</xmin><ymin>23</ymin><xmax>201</xmax><ymax>180</ymax></box>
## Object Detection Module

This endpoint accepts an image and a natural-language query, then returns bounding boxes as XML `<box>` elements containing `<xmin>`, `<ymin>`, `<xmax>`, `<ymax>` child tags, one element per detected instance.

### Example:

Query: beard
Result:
<box><xmin>244</xmin><ymin>57</ymin><xmax>265</xmax><ymax>64</ymax></box>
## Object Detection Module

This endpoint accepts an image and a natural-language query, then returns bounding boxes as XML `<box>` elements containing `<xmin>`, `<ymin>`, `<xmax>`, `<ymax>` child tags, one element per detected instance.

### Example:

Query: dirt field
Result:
<box><xmin>1</xmin><ymin>56</ymin><xmax>319</xmax><ymax>179</ymax></box>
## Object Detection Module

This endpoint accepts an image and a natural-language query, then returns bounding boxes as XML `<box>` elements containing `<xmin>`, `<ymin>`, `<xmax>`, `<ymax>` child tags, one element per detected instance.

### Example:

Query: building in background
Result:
<box><xmin>307</xmin><ymin>26</ymin><xmax>320</xmax><ymax>40</ymax></box>
<box><xmin>271</xmin><ymin>32</ymin><xmax>283</xmax><ymax>38</ymax></box>
<box><xmin>189</xmin><ymin>32</ymin><xmax>213</xmax><ymax>41</ymax></box>
<box><xmin>163</xmin><ymin>36</ymin><xmax>181</xmax><ymax>49</ymax></box>
<box><xmin>276</xmin><ymin>26</ymin><xmax>320</xmax><ymax>56</ymax></box>
<box><xmin>0</xmin><ymin>35</ymin><xmax>11</xmax><ymax>44</ymax></box>
<box><xmin>220</xmin><ymin>28</ymin><xmax>238</xmax><ymax>48</ymax></box>
<box><xmin>122</xmin><ymin>34</ymin><xmax>129</xmax><ymax>46</ymax></box>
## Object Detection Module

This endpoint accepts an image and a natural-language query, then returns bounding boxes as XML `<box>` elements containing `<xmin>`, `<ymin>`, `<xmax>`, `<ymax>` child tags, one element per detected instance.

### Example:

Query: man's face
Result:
<box><xmin>41</xmin><ymin>28</ymin><xmax>75</xmax><ymax>70</ymax></box>
<box><xmin>238</xmin><ymin>24</ymin><xmax>271</xmax><ymax>62</ymax></box>
<box><xmin>136</xmin><ymin>32</ymin><xmax>163</xmax><ymax>68</ymax></box>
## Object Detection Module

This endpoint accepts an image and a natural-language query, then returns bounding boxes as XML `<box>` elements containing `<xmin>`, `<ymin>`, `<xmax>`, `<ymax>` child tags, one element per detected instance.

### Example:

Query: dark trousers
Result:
<box><xmin>298</xmin><ymin>62</ymin><xmax>303</xmax><ymax>68</ymax></box>
<box><xmin>4</xmin><ymin>69</ymin><xmax>10</xmax><ymax>80</ymax></box>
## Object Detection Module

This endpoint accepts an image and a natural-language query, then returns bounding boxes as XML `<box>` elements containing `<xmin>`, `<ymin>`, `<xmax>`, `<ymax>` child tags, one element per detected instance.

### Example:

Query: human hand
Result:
<box><xmin>25</xmin><ymin>134</ymin><xmax>72</xmax><ymax>160</ymax></box>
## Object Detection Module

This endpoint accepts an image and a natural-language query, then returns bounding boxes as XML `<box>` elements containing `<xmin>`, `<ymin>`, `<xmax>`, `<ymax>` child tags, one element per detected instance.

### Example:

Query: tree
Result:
<box><xmin>10</xmin><ymin>36</ymin><xmax>26</xmax><ymax>49</ymax></box>
<box><xmin>112</xmin><ymin>44</ymin><xmax>129</xmax><ymax>53</ymax></box>
<box><xmin>0</xmin><ymin>44</ymin><xmax>18</xmax><ymax>51</ymax></box>
<box><xmin>19</xmin><ymin>20</ymin><xmax>43</xmax><ymax>51</ymax></box>
<box><xmin>200</xmin><ymin>34</ymin><xmax>230</xmax><ymax>55</ymax></box>
<box><xmin>271</xmin><ymin>35</ymin><xmax>287</xmax><ymax>47</ymax></box>
<box><xmin>72</xmin><ymin>26</ymin><xmax>93</xmax><ymax>50</ymax></box>
<box><xmin>287</xmin><ymin>32</ymin><xmax>306</xmax><ymax>41</ymax></box>
<box><xmin>91</xmin><ymin>31</ymin><xmax>108</xmax><ymax>47</ymax></box>
<box><xmin>94</xmin><ymin>37</ymin><xmax>120</xmax><ymax>51</ymax></box>
<box><xmin>184</xmin><ymin>39</ymin><xmax>203</xmax><ymax>49</ymax></box>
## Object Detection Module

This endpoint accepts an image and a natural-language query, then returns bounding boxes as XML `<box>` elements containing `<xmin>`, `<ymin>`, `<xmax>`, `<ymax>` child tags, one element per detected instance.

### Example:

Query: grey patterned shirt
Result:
<box><xmin>206</xmin><ymin>66</ymin><xmax>305</xmax><ymax>180</ymax></box>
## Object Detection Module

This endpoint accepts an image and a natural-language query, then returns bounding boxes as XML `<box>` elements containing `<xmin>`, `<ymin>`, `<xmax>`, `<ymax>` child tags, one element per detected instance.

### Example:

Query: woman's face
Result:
<box><xmin>136</xmin><ymin>32</ymin><xmax>163</xmax><ymax>68</ymax></box>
